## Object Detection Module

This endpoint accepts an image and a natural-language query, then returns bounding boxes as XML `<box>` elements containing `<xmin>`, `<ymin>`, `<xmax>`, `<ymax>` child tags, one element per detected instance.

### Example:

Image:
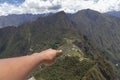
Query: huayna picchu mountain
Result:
<box><xmin>0</xmin><ymin>9</ymin><xmax>119</xmax><ymax>80</ymax></box>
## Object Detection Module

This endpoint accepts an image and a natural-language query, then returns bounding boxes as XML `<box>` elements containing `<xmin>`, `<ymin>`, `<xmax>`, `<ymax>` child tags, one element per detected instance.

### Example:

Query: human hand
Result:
<box><xmin>0</xmin><ymin>49</ymin><xmax>62</xmax><ymax>80</ymax></box>
<box><xmin>39</xmin><ymin>48</ymin><xmax>62</xmax><ymax>65</ymax></box>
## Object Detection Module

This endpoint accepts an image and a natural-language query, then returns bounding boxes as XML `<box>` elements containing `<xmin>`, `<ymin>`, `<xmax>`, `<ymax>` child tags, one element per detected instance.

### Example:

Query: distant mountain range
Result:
<box><xmin>0</xmin><ymin>9</ymin><xmax>120</xmax><ymax>80</ymax></box>
<box><xmin>0</xmin><ymin>14</ymin><xmax>52</xmax><ymax>28</ymax></box>
<box><xmin>0</xmin><ymin>10</ymin><xmax>119</xmax><ymax>28</ymax></box>
<box><xmin>107</xmin><ymin>11</ymin><xmax>120</xmax><ymax>18</ymax></box>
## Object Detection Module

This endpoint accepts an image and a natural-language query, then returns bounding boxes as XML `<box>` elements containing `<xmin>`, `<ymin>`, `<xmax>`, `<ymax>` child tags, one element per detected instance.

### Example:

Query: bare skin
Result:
<box><xmin>0</xmin><ymin>48</ymin><xmax>62</xmax><ymax>80</ymax></box>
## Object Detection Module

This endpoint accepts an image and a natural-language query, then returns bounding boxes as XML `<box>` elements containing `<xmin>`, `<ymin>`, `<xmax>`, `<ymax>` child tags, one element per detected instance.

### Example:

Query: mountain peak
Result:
<box><xmin>72</xmin><ymin>9</ymin><xmax>101</xmax><ymax>21</ymax></box>
<box><xmin>56</xmin><ymin>11</ymin><xmax>66</xmax><ymax>14</ymax></box>
<box><xmin>43</xmin><ymin>11</ymin><xmax>68</xmax><ymax>22</ymax></box>
<box><xmin>37</xmin><ymin>11</ymin><xmax>67</xmax><ymax>22</ymax></box>
<box><xmin>54</xmin><ymin>11</ymin><xmax>67</xmax><ymax>17</ymax></box>
<box><xmin>77</xmin><ymin>9</ymin><xmax>101</xmax><ymax>15</ymax></box>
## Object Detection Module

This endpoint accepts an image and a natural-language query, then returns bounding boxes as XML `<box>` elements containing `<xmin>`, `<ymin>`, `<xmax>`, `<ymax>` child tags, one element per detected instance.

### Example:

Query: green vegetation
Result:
<box><xmin>34</xmin><ymin>37</ymin><xmax>117</xmax><ymax>80</ymax></box>
<box><xmin>71</xmin><ymin>50</ymin><xmax>80</xmax><ymax>57</ymax></box>
<box><xmin>35</xmin><ymin>56</ymin><xmax>95</xmax><ymax>80</ymax></box>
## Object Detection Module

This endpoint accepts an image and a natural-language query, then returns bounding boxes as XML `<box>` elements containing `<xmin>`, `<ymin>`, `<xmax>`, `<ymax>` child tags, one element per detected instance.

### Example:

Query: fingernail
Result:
<box><xmin>58</xmin><ymin>50</ymin><xmax>62</xmax><ymax>52</ymax></box>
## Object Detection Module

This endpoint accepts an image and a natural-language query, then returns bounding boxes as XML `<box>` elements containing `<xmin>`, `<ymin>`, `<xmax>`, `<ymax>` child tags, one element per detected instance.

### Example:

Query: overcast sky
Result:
<box><xmin>0</xmin><ymin>0</ymin><xmax>120</xmax><ymax>16</ymax></box>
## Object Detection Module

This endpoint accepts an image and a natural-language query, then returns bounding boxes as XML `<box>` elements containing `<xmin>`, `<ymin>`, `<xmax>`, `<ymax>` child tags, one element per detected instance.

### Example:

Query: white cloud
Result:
<box><xmin>0</xmin><ymin>0</ymin><xmax>120</xmax><ymax>16</ymax></box>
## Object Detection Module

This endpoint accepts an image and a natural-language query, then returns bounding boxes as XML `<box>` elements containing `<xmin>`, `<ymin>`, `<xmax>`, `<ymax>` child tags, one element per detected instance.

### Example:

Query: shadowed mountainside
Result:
<box><xmin>71</xmin><ymin>9</ymin><xmax>120</xmax><ymax>64</ymax></box>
